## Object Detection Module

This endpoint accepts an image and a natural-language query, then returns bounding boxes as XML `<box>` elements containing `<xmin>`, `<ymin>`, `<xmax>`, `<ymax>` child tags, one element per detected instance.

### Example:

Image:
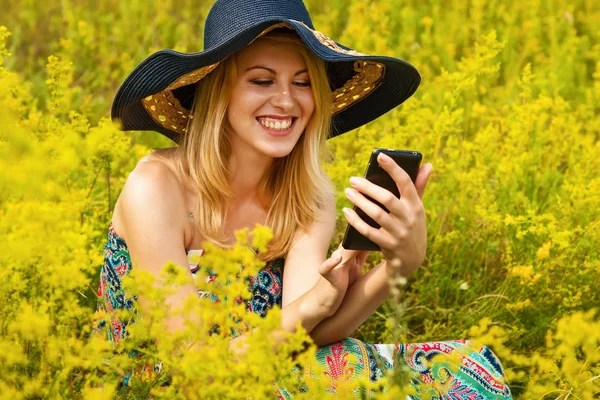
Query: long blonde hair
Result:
<box><xmin>176</xmin><ymin>28</ymin><xmax>333</xmax><ymax>260</ymax></box>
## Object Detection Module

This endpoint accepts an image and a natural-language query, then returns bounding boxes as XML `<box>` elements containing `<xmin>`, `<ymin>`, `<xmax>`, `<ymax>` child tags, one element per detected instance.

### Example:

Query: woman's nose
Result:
<box><xmin>270</xmin><ymin>87</ymin><xmax>294</xmax><ymax>111</ymax></box>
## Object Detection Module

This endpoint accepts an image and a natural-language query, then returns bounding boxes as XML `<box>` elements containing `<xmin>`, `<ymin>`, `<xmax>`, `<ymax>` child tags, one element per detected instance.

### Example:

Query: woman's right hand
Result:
<box><xmin>314</xmin><ymin>249</ymin><xmax>363</xmax><ymax>317</ymax></box>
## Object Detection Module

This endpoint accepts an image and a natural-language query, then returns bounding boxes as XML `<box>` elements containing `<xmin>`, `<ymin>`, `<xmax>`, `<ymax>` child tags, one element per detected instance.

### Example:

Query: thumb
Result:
<box><xmin>415</xmin><ymin>163</ymin><xmax>433</xmax><ymax>200</ymax></box>
<box><xmin>318</xmin><ymin>250</ymin><xmax>342</xmax><ymax>277</ymax></box>
<box><xmin>337</xmin><ymin>243</ymin><xmax>360</xmax><ymax>263</ymax></box>
<box><xmin>356</xmin><ymin>250</ymin><xmax>368</xmax><ymax>266</ymax></box>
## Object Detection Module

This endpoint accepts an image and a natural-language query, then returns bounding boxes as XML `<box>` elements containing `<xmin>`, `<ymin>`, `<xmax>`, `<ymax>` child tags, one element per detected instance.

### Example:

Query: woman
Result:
<box><xmin>98</xmin><ymin>0</ymin><xmax>512</xmax><ymax>398</ymax></box>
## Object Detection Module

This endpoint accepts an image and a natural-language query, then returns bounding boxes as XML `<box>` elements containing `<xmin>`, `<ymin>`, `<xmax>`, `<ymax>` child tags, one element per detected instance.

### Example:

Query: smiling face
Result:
<box><xmin>226</xmin><ymin>37</ymin><xmax>316</xmax><ymax>160</ymax></box>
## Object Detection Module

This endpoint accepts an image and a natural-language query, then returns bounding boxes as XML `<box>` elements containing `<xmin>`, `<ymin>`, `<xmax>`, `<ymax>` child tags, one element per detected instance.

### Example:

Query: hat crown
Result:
<box><xmin>204</xmin><ymin>0</ymin><xmax>314</xmax><ymax>50</ymax></box>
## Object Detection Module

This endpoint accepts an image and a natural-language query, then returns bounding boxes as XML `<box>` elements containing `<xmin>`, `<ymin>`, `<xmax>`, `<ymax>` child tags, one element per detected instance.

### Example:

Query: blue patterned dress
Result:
<box><xmin>96</xmin><ymin>222</ymin><xmax>512</xmax><ymax>399</ymax></box>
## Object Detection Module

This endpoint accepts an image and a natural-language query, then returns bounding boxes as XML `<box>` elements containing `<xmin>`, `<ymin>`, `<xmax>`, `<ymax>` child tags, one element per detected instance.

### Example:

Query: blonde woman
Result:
<box><xmin>98</xmin><ymin>0</ymin><xmax>512</xmax><ymax>398</ymax></box>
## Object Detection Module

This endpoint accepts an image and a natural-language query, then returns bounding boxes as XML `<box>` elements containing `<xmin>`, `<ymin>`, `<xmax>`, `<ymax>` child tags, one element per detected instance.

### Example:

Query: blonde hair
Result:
<box><xmin>174</xmin><ymin>28</ymin><xmax>334</xmax><ymax>260</ymax></box>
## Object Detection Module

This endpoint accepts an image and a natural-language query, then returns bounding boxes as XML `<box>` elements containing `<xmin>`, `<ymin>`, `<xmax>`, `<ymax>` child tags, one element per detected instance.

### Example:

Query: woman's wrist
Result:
<box><xmin>280</xmin><ymin>282</ymin><xmax>334</xmax><ymax>334</ymax></box>
<box><xmin>312</xmin><ymin>276</ymin><xmax>346</xmax><ymax>318</ymax></box>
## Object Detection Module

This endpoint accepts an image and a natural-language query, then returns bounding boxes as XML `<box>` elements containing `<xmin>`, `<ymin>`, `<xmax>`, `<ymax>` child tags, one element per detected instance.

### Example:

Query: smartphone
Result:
<box><xmin>341</xmin><ymin>149</ymin><xmax>422</xmax><ymax>251</ymax></box>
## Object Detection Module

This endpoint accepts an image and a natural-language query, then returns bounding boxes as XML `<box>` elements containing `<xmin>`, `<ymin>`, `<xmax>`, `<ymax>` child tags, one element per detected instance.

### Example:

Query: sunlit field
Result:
<box><xmin>1</xmin><ymin>0</ymin><xmax>599</xmax><ymax>398</ymax></box>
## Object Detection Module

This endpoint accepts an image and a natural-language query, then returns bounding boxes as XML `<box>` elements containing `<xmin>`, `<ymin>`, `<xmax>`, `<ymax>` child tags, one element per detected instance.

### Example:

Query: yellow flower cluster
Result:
<box><xmin>1</xmin><ymin>0</ymin><xmax>599</xmax><ymax>397</ymax></box>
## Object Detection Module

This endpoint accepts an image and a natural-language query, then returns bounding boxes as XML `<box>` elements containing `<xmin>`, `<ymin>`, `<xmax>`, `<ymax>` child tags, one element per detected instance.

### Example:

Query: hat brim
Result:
<box><xmin>111</xmin><ymin>18</ymin><xmax>420</xmax><ymax>142</ymax></box>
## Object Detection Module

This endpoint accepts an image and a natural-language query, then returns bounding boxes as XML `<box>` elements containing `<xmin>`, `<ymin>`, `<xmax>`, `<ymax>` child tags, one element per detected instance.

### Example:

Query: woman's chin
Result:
<box><xmin>254</xmin><ymin>137</ymin><xmax>300</xmax><ymax>159</ymax></box>
<box><xmin>259</xmin><ymin>145</ymin><xmax>295</xmax><ymax>159</ymax></box>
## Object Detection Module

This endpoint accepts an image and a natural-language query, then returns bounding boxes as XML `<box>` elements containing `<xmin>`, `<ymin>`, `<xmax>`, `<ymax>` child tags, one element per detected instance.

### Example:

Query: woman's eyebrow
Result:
<box><xmin>244</xmin><ymin>66</ymin><xmax>308</xmax><ymax>76</ymax></box>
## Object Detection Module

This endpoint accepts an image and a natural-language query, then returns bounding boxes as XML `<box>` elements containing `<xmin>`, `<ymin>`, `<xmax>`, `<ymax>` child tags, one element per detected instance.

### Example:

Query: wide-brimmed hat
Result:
<box><xmin>111</xmin><ymin>0</ymin><xmax>421</xmax><ymax>142</ymax></box>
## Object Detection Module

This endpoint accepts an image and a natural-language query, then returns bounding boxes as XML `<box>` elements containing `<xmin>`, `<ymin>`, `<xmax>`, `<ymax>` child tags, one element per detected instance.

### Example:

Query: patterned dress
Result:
<box><xmin>97</xmin><ymin>222</ymin><xmax>512</xmax><ymax>399</ymax></box>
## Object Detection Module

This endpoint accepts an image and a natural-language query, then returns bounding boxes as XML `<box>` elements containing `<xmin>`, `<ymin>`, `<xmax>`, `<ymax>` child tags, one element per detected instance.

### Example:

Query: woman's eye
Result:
<box><xmin>250</xmin><ymin>80</ymin><xmax>311</xmax><ymax>87</ymax></box>
<box><xmin>251</xmin><ymin>80</ymin><xmax>272</xmax><ymax>86</ymax></box>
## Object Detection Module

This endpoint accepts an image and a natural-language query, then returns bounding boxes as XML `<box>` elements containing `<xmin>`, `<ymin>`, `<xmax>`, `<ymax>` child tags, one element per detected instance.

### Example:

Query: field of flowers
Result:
<box><xmin>1</xmin><ymin>0</ymin><xmax>599</xmax><ymax>398</ymax></box>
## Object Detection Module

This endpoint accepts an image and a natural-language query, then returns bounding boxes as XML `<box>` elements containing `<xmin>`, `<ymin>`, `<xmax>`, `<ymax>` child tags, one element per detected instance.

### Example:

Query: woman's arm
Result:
<box><xmin>227</xmin><ymin>189</ymin><xmax>360</xmax><ymax>356</ymax></box>
<box><xmin>309</xmin><ymin>157</ymin><xmax>434</xmax><ymax>347</ymax></box>
<box><xmin>228</xmin><ymin>263</ymin><xmax>342</xmax><ymax>355</ymax></box>
<box><xmin>309</xmin><ymin>259</ymin><xmax>390</xmax><ymax>346</ymax></box>
<box><xmin>114</xmin><ymin>159</ymin><xmax>204</xmax><ymax>337</ymax></box>
<box><xmin>118</xmin><ymin>160</ymin><xmax>350</xmax><ymax>357</ymax></box>
<box><xmin>227</xmin><ymin>192</ymin><xmax>363</xmax><ymax>356</ymax></box>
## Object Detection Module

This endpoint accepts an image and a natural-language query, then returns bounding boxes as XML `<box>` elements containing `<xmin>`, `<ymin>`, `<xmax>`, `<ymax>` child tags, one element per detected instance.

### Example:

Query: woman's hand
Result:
<box><xmin>313</xmin><ymin>249</ymin><xmax>365</xmax><ymax>317</ymax></box>
<box><xmin>330</xmin><ymin>243</ymin><xmax>368</xmax><ymax>286</ymax></box>
<box><xmin>343</xmin><ymin>153</ymin><xmax>433</xmax><ymax>277</ymax></box>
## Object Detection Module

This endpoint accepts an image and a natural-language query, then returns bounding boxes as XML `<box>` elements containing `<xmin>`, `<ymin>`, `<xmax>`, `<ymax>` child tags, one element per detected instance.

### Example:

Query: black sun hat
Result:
<box><xmin>111</xmin><ymin>0</ymin><xmax>421</xmax><ymax>142</ymax></box>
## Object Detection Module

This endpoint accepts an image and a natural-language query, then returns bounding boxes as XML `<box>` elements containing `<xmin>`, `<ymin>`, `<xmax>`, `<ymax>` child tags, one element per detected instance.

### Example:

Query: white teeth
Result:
<box><xmin>258</xmin><ymin>117</ymin><xmax>293</xmax><ymax>130</ymax></box>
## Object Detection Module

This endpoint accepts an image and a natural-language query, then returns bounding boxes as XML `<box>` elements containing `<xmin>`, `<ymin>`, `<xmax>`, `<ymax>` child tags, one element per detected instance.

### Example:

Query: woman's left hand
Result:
<box><xmin>343</xmin><ymin>152</ymin><xmax>433</xmax><ymax>277</ymax></box>
<box><xmin>330</xmin><ymin>243</ymin><xmax>369</xmax><ymax>287</ymax></box>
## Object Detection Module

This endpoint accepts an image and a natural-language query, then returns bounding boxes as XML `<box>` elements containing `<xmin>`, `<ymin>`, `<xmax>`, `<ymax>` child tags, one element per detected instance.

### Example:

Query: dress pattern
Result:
<box><xmin>95</xmin><ymin>223</ymin><xmax>512</xmax><ymax>399</ymax></box>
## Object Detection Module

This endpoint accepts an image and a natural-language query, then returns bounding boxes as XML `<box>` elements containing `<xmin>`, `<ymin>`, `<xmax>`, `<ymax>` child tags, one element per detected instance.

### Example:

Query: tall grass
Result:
<box><xmin>1</xmin><ymin>0</ymin><xmax>599</xmax><ymax>397</ymax></box>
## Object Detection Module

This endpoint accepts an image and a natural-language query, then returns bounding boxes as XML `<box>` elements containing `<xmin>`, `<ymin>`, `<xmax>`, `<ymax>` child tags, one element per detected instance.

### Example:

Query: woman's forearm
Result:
<box><xmin>309</xmin><ymin>260</ymin><xmax>391</xmax><ymax>347</ymax></box>
<box><xmin>281</xmin><ymin>278</ymin><xmax>334</xmax><ymax>333</ymax></box>
<box><xmin>229</xmin><ymin>281</ymin><xmax>332</xmax><ymax>355</ymax></box>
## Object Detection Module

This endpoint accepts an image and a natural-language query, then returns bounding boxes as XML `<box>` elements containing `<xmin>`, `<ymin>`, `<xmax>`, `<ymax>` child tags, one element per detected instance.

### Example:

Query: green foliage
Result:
<box><xmin>1</xmin><ymin>0</ymin><xmax>599</xmax><ymax>398</ymax></box>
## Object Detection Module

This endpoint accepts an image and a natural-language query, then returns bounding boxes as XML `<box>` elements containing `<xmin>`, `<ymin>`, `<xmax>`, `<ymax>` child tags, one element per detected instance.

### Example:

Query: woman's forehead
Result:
<box><xmin>236</xmin><ymin>39</ymin><xmax>307</xmax><ymax>71</ymax></box>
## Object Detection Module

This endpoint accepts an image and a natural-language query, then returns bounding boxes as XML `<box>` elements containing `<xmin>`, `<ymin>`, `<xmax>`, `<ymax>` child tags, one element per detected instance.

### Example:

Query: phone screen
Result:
<box><xmin>341</xmin><ymin>149</ymin><xmax>422</xmax><ymax>251</ymax></box>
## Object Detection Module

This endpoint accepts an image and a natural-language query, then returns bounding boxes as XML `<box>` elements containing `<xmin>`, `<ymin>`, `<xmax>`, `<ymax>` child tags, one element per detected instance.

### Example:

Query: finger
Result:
<box><xmin>349</xmin><ymin>262</ymin><xmax>363</xmax><ymax>285</ymax></box>
<box><xmin>414</xmin><ymin>163</ymin><xmax>433</xmax><ymax>200</ymax></box>
<box><xmin>356</xmin><ymin>250</ymin><xmax>368</xmax><ymax>266</ymax></box>
<box><xmin>349</xmin><ymin>176</ymin><xmax>403</xmax><ymax>214</ymax></box>
<box><xmin>335</xmin><ymin>243</ymin><xmax>360</xmax><ymax>264</ymax></box>
<box><xmin>348</xmin><ymin>176</ymin><xmax>407</xmax><ymax>221</ymax></box>
<box><xmin>318</xmin><ymin>251</ymin><xmax>342</xmax><ymax>277</ymax></box>
<box><xmin>345</xmin><ymin>187</ymin><xmax>399</xmax><ymax>231</ymax></box>
<box><xmin>342</xmin><ymin>207</ymin><xmax>393</xmax><ymax>248</ymax></box>
<box><xmin>377</xmin><ymin>153</ymin><xmax>420</xmax><ymax>204</ymax></box>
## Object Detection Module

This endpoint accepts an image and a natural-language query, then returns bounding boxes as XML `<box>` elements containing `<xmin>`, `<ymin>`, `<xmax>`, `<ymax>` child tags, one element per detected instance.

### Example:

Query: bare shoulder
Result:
<box><xmin>112</xmin><ymin>156</ymin><xmax>188</xmax><ymax>250</ymax></box>
<box><xmin>140</xmin><ymin>147</ymin><xmax>179</xmax><ymax>163</ymax></box>
<box><xmin>122</xmin><ymin>157</ymin><xmax>185</xmax><ymax>208</ymax></box>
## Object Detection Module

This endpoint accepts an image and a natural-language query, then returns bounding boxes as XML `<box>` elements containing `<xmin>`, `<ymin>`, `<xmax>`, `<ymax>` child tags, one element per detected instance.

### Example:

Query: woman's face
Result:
<box><xmin>227</xmin><ymin>37</ymin><xmax>315</xmax><ymax>160</ymax></box>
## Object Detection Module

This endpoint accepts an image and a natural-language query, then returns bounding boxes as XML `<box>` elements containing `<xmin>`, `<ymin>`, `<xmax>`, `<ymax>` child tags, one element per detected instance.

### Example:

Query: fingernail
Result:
<box><xmin>345</xmin><ymin>188</ymin><xmax>356</xmax><ymax>198</ymax></box>
<box><xmin>343</xmin><ymin>207</ymin><xmax>351</xmax><ymax>216</ymax></box>
<box><xmin>378</xmin><ymin>153</ymin><xmax>390</xmax><ymax>164</ymax></box>
<box><xmin>349</xmin><ymin>176</ymin><xmax>360</xmax><ymax>187</ymax></box>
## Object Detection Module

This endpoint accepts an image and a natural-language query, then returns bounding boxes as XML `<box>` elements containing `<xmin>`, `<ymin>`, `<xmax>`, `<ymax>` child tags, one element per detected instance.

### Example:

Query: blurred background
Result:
<box><xmin>1</xmin><ymin>0</ymin><xmax>599</xmax><ymax>397</ymax></box>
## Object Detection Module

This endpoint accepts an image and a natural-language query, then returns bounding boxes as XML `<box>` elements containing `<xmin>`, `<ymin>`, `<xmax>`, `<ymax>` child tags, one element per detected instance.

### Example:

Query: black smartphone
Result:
<box><xmin>341</xmin><ymin>149</ymin><xmax>422</xmax><ymax>251</ymax></box>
